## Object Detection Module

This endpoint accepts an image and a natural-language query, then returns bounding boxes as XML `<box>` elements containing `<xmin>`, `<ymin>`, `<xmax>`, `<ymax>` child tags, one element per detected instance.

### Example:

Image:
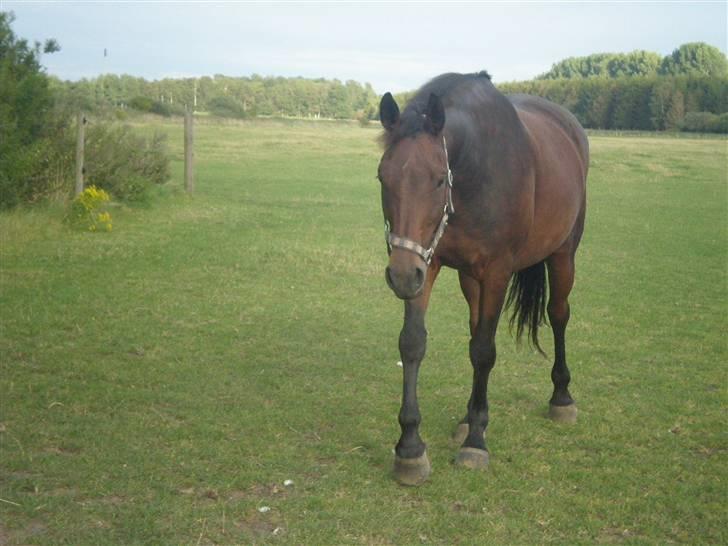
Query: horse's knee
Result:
<box><xmin>399</xmin><ymin>322</ymin><xmax>427</xmax><ymax>363</ymax></box>
<box><xmin>469</xmin><ymin>331</ymin><xmax>495</xmax><ymax>370</ymax></box>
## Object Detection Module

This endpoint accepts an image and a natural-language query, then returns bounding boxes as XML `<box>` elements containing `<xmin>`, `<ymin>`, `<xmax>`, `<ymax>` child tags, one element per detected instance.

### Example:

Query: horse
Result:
<box><xmin>377</xmin><ymin>72</ymin><xmax>589</xmax><ymax>485</ymax></box>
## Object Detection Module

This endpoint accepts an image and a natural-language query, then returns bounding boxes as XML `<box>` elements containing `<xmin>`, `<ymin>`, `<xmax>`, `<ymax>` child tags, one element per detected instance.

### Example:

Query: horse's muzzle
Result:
<box><xmin>385</xmin><ymin>264</ymin><xmax>425</xmax><ymax>300</ymax></box>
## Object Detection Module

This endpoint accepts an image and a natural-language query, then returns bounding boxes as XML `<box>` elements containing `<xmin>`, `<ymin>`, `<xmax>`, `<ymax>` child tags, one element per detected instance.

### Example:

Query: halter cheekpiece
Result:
<box><xmin>385</xmin><ymin>136</ymin><xmax>454</xmax><ymax>266</ymax></box>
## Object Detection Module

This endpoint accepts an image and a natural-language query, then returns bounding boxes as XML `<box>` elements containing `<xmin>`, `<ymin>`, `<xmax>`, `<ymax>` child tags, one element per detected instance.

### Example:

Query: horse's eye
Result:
<box><xmin>437</xmin><ymin>178</ymin><xmax>445</xmax><ymax>187</ymax></box>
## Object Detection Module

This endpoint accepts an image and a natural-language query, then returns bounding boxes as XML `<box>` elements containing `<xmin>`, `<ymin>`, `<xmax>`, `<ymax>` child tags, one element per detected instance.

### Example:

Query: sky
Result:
<box><xmin>3</xmin><ymin>1</ymin><xmax>727</xmax><ymax>93</ymax></box>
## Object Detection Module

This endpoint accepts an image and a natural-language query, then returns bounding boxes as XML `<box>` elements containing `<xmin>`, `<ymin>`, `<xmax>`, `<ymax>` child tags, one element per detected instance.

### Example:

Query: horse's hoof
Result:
<box><xmin>455</xmin><ymin>447</ymin><xmax>489</xmax><ymax>470</ymax></box>
<box><xmin>393</xmin><ymin>451</ymin><xmax>431</xmax><ymax>486</ymax></box>
<box><xmin>548</xmin><ymin>403</ymin><xmax>577</xmax><ymax>424</ymax></box>
<box><xmin>452</xmin><ymin>422</ymin><xmax>469</xmax><ymax>444</ymax></box>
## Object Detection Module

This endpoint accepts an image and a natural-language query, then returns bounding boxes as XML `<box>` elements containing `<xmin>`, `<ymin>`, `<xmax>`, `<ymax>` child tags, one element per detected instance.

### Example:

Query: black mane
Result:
<box><xmin>384</xmin><ymin>71</ymin><xmax>492</xmax><ymax>146</ymax></box>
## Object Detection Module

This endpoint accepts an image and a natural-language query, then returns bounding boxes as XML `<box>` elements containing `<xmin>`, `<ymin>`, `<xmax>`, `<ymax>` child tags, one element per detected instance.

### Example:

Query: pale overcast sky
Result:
<box><xmin>3</xmin><ymin>1</ymin><xmax>727</xmax><ymax>93</ymax></box>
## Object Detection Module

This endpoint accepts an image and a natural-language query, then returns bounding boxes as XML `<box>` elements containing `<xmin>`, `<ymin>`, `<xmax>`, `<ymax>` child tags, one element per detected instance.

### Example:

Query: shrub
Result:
<box><xmin>208</xmin><ymin>95</ymin><xmax>247</xmax><ymax>118</ymax></box>
<box><xmin>130</xmin><ymin>95</ymin><xmax>174</xmax><ymax>117</ymax></box>
<box><xmin>83</xmin><ymin>123</ymin><xmax>170</xmax><ymax>200</ymax></box>
<box><xmin>710</xmin><ymin>113</ymin><xmax>728</xmax><ymax>133</ymax></box>
<box><xmin>681</xmin><ymin>111</ymin><xmax>717</xmax><ymax>132</ymax></box>
<box><xmin>129</xmin><ymin>95</ymin><xmax>154</xmax><ymax>112</ymax></box>
<box><xmin>0</xmin><ymin>12</ymin><xmax>60</xmax><ymax>209</ymax></box>
<box><xmin>150</xmin><ymin>101</ymin><xmax>172</xmax><ymax>117</ymax></box>
<box><xmin>64</xmin><ymin>185</ymin><xmax>112</xmax><ymax>232</ymax></box>
<box><xmin>681</xmin><ymin>111</ymin><xmax>728</xmax><ymax>133</ymax></box>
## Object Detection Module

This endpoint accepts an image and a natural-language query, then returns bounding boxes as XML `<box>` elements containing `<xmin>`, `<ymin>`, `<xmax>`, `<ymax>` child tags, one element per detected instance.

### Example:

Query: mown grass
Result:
<box><xmin>1</xmin><ymin>119</ymin><xmax>726</xmax><ymax>545</ymax></box>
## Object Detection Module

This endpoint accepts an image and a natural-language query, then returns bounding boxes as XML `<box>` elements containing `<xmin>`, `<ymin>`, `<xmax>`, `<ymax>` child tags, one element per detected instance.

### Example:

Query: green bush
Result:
<box><xmin>208</xmin><ymin>95</ymin><xmax>247</xmax><ymax>118</ymax></box>
<box><xmin>83</xmin><ymin>123</ymin><xmax>170</xmax><ymax>200</ymax></box>
<box><xmin>0</xmin><ymin>11</ymin><xmax>61</xmax><ymax>208</ymax></box>
<box><xmin>680</xmin><ymin>111</ymin><xmax>728</xmax><ymax>133</ymax></box>
<box><xmin>710</xmin><ymin>112</ymin><xmax>728</xmax><ymax>133</ymax></box>
<box><xmin>130</xmin><ymin>95</ymin><xmax>173</xmax><ymax>117</ymax></box>
<box><xmin>111</xmin><ymin>174</ymin><xmax>152</xmax><ymax>203</ymax></box>
<box><xmin>681</xmin><ymin>111</ymin><xmax>717</xmax><ymax>132</ymax></box>
<box><xmin>129</xmin><ymin>95</ymin><xmax>154</xmax><ymax>112</ymax></box>
<box><xmin>150</xmin><ymin>101</ymin><xmax>172</xmax><ymax>117</ymax></box>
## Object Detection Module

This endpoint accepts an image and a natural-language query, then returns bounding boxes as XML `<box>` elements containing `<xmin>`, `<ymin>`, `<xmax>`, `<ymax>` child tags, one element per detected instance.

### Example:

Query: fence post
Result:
<box><xmin>74</xmin><ymin>111</ymin><xmax>86</xmax><ymax>196</ymax></box>
<box><xmin>184</xmin><ymin>109</ymin><xmax>194</xmax><ymax>192</ymax></box>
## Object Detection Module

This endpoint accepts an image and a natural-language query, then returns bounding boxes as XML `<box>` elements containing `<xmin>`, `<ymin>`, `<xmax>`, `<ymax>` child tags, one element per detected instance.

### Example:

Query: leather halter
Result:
<box><xmin>385</xmin><ymin>136</ymin><xmax>454</xmax><ymax>266</ymax></box>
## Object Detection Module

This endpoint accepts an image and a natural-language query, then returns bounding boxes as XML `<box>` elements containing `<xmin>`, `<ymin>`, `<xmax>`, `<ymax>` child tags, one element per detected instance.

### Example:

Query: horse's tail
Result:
<box><xmin>505</xmin><ymin>260</ymin><xmax>548</xmax><ymax>356</ymax></box>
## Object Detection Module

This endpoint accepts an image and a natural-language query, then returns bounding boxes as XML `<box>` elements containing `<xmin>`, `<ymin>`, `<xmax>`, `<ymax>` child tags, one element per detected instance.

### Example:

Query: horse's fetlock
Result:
<box><xmin>551</xmin><ymin>365</ymin><xmax>571</xmax><ymax>386</ymax></box>
<box><xmin>398</xmin><ymin>407</ymin><xmax>421</xmax><ymax>429</ymax></box>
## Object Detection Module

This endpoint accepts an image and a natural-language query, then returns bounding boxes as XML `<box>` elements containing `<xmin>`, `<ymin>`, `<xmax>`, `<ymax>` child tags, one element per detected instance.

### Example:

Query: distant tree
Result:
<box><xmin>607</xmin><ymin>51</ymin><xmax>662</xmax><ymax>78</ymax></box>
<box><xmin>649</xmin><ymin>80</ymin><xmax>686</xmax><ymax>130</ymax></box>
<box><xmin>539</xmin><ymin>50</ymin><xmax>661</xmax><ymax>79</ymax></box>
<box><xmin>659</xmin><ymin>42</ymin><xmax>728</xmax><ymax>77</ymax></box>
<box><xmin>537</xmin><ymin>45</ymin><xmax>727</xmax><ymax>80</ymax></box>
<box><xmin>665</xmin><ymin>89</ymin><xmax>685</xmax><ymax>130</ymax></box>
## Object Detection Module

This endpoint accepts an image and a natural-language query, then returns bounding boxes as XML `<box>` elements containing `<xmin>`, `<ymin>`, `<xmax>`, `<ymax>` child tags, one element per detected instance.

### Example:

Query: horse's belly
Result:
<box><xmin>515</xmin><ymin>118</ymin><xmax>586</xmax><ymax>267</ymax></box>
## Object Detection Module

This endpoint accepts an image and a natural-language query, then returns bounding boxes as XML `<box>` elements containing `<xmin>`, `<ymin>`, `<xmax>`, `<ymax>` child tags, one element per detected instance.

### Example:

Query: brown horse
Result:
<box><xmin>377</xmin><ymin>72</ymin><xmax>588</xmax><ymax>485</ymax></box>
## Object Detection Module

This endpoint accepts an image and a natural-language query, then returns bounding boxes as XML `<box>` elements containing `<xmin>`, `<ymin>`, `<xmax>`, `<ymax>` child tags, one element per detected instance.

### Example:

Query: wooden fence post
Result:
<box><xmin>74</xmin><ymin>112</ymin><xmax>86</xmax><ymax>196</ymax></box>
<box><xmin>184</xmin><ymin>109</ymin><xmax>194</xmax><ymax>192</ymax></box>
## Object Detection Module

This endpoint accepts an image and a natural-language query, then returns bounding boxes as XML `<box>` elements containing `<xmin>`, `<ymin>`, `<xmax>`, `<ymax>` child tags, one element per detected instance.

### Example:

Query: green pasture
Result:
<box><xmin>1</xmin><ymin>119</ymin><xmax>726</xmax><ymax>545</ymax></box>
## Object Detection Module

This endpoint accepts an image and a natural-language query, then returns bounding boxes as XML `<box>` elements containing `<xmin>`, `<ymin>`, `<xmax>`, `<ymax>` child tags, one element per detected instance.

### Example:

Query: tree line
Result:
<box><xmin>499</xmin><ymin>74</ymin><xmax>727</xmax><ymax>132</ymax></box>
<box><xmin>504</xmin><ymin>42</ymin><xmax>728</xmax><ymax>133</ymax></box>
<box><xmin>57</xmin><ymin>41</ymin><xmax>726</xmax><ymax>133</ymax></box>
<box><xmin>537</xmin><ymin>42</ymin><xmax>727</xmax><ymax>80</ymax></box>
<box><xmin>53</xmin><ymin>73</ymin><xmax>380</xmax><ymax>121</ymax></box>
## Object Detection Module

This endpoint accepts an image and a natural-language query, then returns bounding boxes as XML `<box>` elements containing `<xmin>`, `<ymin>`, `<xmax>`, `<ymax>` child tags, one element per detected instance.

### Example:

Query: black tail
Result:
<box><xmin>505</xmin><ymin>261</ymin><xmax>548</xmax><ymax>356</ymax></box>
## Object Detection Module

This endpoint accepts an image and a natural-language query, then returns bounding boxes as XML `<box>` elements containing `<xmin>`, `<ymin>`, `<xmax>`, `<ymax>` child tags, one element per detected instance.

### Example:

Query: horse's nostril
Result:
<box><xmin>415</xmin><ymin>266</ymin><xmax>425</xmax><ymax>287</ymax></box>
<box><xmin>385</xmin><ymin>267</ymin><xmax>395</xmax><ymax>289</ymax></box>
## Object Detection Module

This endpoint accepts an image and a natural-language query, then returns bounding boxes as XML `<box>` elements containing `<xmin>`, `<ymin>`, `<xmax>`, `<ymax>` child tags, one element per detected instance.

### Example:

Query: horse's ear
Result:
<box><xmin>380</xmin><ymin>92</ymin><xmax>400</xmax><ymax>131</ymax></box>
<box><xmin>424</xmin><ymin>93</ymin><xmax>445</xmax><ymax>135</ymax></box>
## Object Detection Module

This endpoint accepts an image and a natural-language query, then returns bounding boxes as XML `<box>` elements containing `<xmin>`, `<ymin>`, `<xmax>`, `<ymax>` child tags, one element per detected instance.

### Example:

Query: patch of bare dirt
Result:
<box><xmin>43</xmin><ymin>445</ymin><xmax>81</xmax><ymax>456</ymax></box>
<box><xmin>234</xmin><ymin>509</ymin><xmax>284</xmax><ymax>541</ymax></box>
<box><xmin>226</xmin><ymin>482</ymin><xmax>291</xmax><ymax>503</ymax></box>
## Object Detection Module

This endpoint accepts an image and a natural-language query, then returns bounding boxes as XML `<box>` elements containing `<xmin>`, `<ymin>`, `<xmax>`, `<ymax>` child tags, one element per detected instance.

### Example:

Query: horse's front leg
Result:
<box><xmin>393</xmin><ymin>263</ymin><xmax>440</xmax><ymax>486</ymax></box>
<box><xmin>455</xmin><ymin>270</ymin><xmax>509</xmax><ymax>470</ymax></box>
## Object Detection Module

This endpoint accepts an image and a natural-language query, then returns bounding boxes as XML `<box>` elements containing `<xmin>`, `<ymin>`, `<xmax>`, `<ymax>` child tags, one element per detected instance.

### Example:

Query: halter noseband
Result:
<box><xmin>385</xmin><ymin>136</ymin><xmax>454</xmax><ymax>266</ymax></box>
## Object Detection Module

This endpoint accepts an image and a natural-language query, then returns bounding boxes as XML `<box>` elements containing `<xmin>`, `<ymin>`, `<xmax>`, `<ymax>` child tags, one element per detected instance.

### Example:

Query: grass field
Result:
<box><xmin>1</xmin><ymin>118</ymin><xmax>726</xmax><ymax>545</ymax></box>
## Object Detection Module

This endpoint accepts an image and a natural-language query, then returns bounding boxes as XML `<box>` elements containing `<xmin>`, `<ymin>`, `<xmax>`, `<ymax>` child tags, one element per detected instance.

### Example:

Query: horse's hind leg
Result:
<box><xmin>546</xmin><ymin>251</ymin><xmax>578</xmax><ymax>423</ymax></box>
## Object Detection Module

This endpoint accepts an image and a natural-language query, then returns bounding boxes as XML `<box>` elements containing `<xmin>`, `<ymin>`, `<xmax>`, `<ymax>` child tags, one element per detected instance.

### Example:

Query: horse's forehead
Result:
<box><xmin>385</xmin><ymin>137</ymin><xmax>438</xmax><ymax>174</ymax></box>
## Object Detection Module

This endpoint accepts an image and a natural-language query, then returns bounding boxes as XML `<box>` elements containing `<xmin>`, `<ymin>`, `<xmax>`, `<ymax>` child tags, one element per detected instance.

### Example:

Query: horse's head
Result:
<box><xmin>378</xmin><ymin>92</ymin><xmax>452</xmax><ymax>300</ymax></box>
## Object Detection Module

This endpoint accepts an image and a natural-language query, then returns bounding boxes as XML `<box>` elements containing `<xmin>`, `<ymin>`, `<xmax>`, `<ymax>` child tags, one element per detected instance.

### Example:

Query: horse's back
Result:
<box><xmin>508</xmin><ymin>94</ymin><xmax>589</xmax><ymax>180</ymax></box>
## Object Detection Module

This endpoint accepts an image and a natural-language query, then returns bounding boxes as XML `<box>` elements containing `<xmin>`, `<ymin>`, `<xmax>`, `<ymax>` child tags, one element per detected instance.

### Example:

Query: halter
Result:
<box><xmin>385</xmin><ymin>136</ymin><xmax>454</xmax><ymax>266</ymax></box>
